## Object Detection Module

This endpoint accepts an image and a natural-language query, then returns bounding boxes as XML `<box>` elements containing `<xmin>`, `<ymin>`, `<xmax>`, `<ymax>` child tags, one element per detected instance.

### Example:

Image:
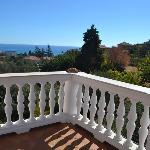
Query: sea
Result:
<box><xmin>0</xmin><ymin>44</ymin><xmax>79</xmax><ymax>55</ymax></box>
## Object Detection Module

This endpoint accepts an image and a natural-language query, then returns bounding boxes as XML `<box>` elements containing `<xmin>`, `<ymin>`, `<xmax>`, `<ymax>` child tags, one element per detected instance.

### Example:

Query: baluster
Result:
<box><xmin>28</xmin><ymin>83</ymin><xmax>36</xmax><ymax>122</ymax></box>
<box><xmin>82</xmin><ymin>85</ymin><xmax>90</xmax><ymax>123</ymax></box>
<box><xmin>146</xmin><ymin>125</ymin><xmax>150</xmax><ymax>150</ymax></box>
<box><xmin>16</xmin><ymin>84</ymin><xmax>25</xmax><ymax>125</ymax></box>
<box><xmin>76</xmin><ymin>84</ymin><xmax>83</xmax><ymax>119</ymax></box>
<box><xmin>106</xmin><ymin>92</ymin><xmax>115</xmax><ymax>136</ymax></box>
<box><xmin>115</xmin><ymin>96</ymin><xmax>125</xmax><ymax>141</ymax></box>
<box><xmin>97</xmin><ymin>90</ymin><xmax>106</xmax><ymax>131</ymax></box>
<box><xmin>137</xmin><ymin>105</ymin><xmax>149</xmax><ymax>150</ymax></box>
<box><xmin>4</xmin><ymin>85</ymin><xmax>13</xmax><ymax>126</ymax></box>
<box><xmin>125</xmin><ymin>100</ymin><xmax>137</xmax><ymax>148</ymax></box>
<box><xmin>58</xmin><ymin>81</ymin><xmax>65</xmax><ymax>115</ymax></box>
<box><xmin>39</xmin><ymin>82</ymin><xmax>46</xmax><ymax>120</ymax></box>
<box><xmin>48</xmin><ymin>81</ymin><xmax>56</xmax><ymax>116</ymax></box>
<box><xmin>89</xmin><ymin>88</ymin><xmax>97</xmax><ymax>126</ymax></box>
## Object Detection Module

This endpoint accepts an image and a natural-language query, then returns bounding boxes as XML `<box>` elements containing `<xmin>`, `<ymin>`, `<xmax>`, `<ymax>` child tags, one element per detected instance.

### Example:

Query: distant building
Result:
<box><xmin>100</xmin><ymin>45</ymin><xmax>111</xmax><ymax>52</ymax></box>
<box><xmin>100</xmin><ymin>45</ymin><xmax>109</xmax><ymax>48</ymax></box>
<box><xmin>43</xmin><ymin>56</ymin><xmax>54</xmax><ymax>60</ymax></box>
<box><xmin>24</xmin><ymin>56</ymin><xmax>41</xmax><ymax>61</ymax></box>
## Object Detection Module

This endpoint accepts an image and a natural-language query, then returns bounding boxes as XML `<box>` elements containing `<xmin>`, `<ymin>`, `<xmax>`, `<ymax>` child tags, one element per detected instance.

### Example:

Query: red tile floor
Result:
<box><xmin>0</xmin><ymin>123</ymin><xmax>117</xmax><ymax>150</ymax></box>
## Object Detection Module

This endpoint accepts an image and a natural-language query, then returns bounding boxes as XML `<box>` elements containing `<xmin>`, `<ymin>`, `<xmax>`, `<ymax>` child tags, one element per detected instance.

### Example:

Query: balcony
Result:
<box><xmin>0</xmin><ymin>71</ymin><xmax>149</xmax><ymax>150</ymax></box>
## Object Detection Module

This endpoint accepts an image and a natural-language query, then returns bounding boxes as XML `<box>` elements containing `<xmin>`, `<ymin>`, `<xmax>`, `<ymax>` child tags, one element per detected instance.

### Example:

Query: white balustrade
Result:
<box><xmin>4</xmin><ymin>85</ymin><xmax>13</xmax><ymax>127</ymax></box>
<box><xmin>82</xmin><ymin>86</ymin><xmax>90</xmax><ymax>123</ymax></box>
<box><xmin>39</xmin><ymin>82</ymin><xmax>46</xmax><ymax>120</ymax></box>
<box><xmin>115</xmin><ymin>96</ymin><xmax>125</xmax><ymax>141</ymax></box>
<box><xmin>146</xmin><ymin>125</ymin><xmax>150</xmax><ymax>150</ymax></box>
<box><xmin>106</xmin><ymin>92</ymin><xmax>115</xmax><ymax>136</ymax></box>
<box><xmin>28</xmin><ymin>83</ymin><xmax>36</xmax><ymax>122</ymax></box>
<box><xmin>0</xmin><ymin>71</ymin><xmax>149</xmax><ymax>150</ymax></box>
<box><xmin>16</xmin><ymin>84</ymin><xmax>25</xmax><ymax>125</ymax></box>
<box><xmin>97</xmin><ymin>90</ymin><xmax>106</xmax><ymax>131</ymax></box>
<box><xmin>76</xmin><ymin>84</ymin><xmax>83</xmax><ymax>119</ymax></box>
<box><xmin>125</xmin><ymin>100</ymin><xmax>137</xmax><ymax>148</ymax></box>
<box><xmin>58</xmin><ymin>81</ymin><xmax>65</xmax><ymax>114</ymax></box>
<box><xmin>138</xmin><ymin>105</ymin><xmax>149</xmax><ymax>150</ymax></box>
<box><xmin>89</xmin><ymin>88</ymin><xmax>97</xmax><ymax>126</ymax></box>
<box><xmin>48</xmin><ymin>81</ymin><xmax>56</xmax><ymax>116</ymax></box>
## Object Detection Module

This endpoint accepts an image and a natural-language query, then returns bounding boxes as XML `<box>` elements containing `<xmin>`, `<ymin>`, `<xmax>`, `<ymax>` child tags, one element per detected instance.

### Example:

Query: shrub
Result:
<box><xmin>138</xmin><ymin>56</ymin><xmax>150</xmax><ymax>83</ymax></box>
<box><xmin>96</xmin><ymin>70</ymin><xmax>142</xmax><ymax>86</ymax></box>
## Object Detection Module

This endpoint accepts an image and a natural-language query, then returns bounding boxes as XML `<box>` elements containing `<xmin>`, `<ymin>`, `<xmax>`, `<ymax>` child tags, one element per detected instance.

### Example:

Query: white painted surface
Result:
<box><xmin>115</xmin><ymin>96</ymin><xmax>125</xmax><ymax>142</ymax></box>
<box><xmin>76</xmin><ymin>84</ymin><xmax>83</xmax><ymax>120</ymax></box>
<box><xmin>39</xmin><ymin>82</ymin><xmax>46</xmax><ymax>120</ymax></box>
<box><xmin>82</xmin><ymin>85</ymin><xmax>90</xmax><ymax>123</ymax></box>
<box><xmin>63</xmin><ymin>79</ymin><xmax>79</xmax><ymax>115</ymax></box>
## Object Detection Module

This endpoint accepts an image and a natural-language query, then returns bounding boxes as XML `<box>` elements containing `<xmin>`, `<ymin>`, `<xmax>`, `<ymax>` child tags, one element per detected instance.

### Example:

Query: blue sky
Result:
<box><xmin>0</xmin><ymin>0</ymin><xmax>150</xmax><ymax>47</ymax></box>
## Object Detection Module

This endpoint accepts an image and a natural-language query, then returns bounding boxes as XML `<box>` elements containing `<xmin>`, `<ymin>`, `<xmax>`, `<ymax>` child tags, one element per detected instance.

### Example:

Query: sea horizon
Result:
<box><xmin>0</xmin><ymin>43</ymin><xmax>80</xmax><ymax>55</ymax></box>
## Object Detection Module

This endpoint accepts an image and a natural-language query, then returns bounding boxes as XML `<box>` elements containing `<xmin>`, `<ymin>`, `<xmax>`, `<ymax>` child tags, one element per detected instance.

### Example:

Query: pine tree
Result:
<box><xmin>77</xmin><ymin>25</ymin><xmax>102</xmax><ymax>72</ymax></box>
<box><xmin>34</xmin><ymin>46</ymin><xmax>45</xmax><ymax>58</ymax></box>
<box><xmin>47</xmin><ymin>45</ymin><xmax>53</xmax><ymax>57</ymax></box>
<box><xmin>28</xmin><ymin>50</ymin><xmax>32</xmax><ymax>56</ymax></box>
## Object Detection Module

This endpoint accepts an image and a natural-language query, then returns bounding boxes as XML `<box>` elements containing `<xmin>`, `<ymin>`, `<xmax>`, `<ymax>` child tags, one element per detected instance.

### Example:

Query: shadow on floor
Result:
<box><xmin>0</xmin><ymin>123</ymin><xmax>117</xmax><ymax>150</ymax></box>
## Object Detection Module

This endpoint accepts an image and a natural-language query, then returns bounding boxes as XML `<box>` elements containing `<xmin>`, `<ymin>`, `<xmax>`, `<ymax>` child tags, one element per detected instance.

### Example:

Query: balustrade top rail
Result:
<box><xmin>74</xmin><ymin>72</ymin><xmax>150</xmax><ymax>105</ymax></box>
<box><xmin>0</xmin><ymin>71</ymin><xmax>71</xmax><ymax>85</ymax></box>
<box><xmin>0</xmin><ymin>71</ymin><xmax>68</xmax><ymax>78</ymax></box>
<box><xmin>0</xmin><ymin>71</ymin><xmax>149</xmax><ymax>92</ymax></box>
<box><xmin>0</xmin><ymin>71</ymin><xmax>149</xmax><ymax>104</ymax></box>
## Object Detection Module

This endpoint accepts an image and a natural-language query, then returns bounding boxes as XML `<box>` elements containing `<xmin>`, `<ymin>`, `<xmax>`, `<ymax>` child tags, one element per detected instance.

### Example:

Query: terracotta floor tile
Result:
<box><xmin>0</xmin><ymin>123</ymin><xmax>117</xmax><ymax>150</ymax></box>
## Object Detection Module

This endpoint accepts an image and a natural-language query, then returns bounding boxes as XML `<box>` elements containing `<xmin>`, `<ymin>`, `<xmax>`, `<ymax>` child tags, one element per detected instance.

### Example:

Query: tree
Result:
<box><xmin>28</xmin><ymin>50</ymin><xmax>32</xmax><ymax>56</ymax></box>
<box><xmin>34</xmin><ymin>46</ymin><xmax>45</xmax><ymax>58</ymax></box>
<box><xmin>76</xmin><ymin>25</ymin><xmax>102</xmax><ymax>72</ymax></box>
<box><xmin>46</xmin><ymin>45</ymin><xmax>53</xmax><ymax>57</ymax></box>
<box><xmin>41</xmin><ymin>48</ymin><xmax>45</xmax><ymax>57</ymax></box>
<box><xmin>108</xmin><ymin>47</ymin><xmax>130</xmax><ymax>71</ymax></box>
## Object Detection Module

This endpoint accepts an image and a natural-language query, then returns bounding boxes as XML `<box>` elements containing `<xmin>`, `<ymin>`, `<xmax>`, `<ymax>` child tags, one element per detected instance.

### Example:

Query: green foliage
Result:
<box><xmin>138</xmin><ymin>56</ymin><xmax>150</xmax><ymax>83</ymax></box>
<box><xmin>34</xmin><ymin>46</ymin><xmax>45</xmax><ymax>58</ymax></box>
<box><xmin>0</xmin><ymin>56</ymin><xmax>39</xmax><ymax>73</ymax></box>
<box><xmin>119</xmin><ymin>40</ymin><xmax>150</xmax><ymax>59</ymax></box>
<box><xmin>40</xmin><ymin>49</ymin><xmax>80</xmax><ymax>71</ymax></box>
<box><xmin>28</xmin><ymin>45</ymin><xmax>54</xmax><ymax>57</ymax></box>
<box><xmin>76</xmin><ymin>25</ymin><xmax>102</xmax><ymax>72</ymax></box>
<box><xmin>46</xmin><ymin>45</ymin><xmax>53</xmax><ymax>57</ymax></box>
<box><xmin>96</xmin><ymin>70</ymin><xmax>142</xmax><ymax>85</ymax></box>
<box><xmin>100</xmin><ymin>50</ymin><xmax>112</xmax><ymax>71</ymax></box>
